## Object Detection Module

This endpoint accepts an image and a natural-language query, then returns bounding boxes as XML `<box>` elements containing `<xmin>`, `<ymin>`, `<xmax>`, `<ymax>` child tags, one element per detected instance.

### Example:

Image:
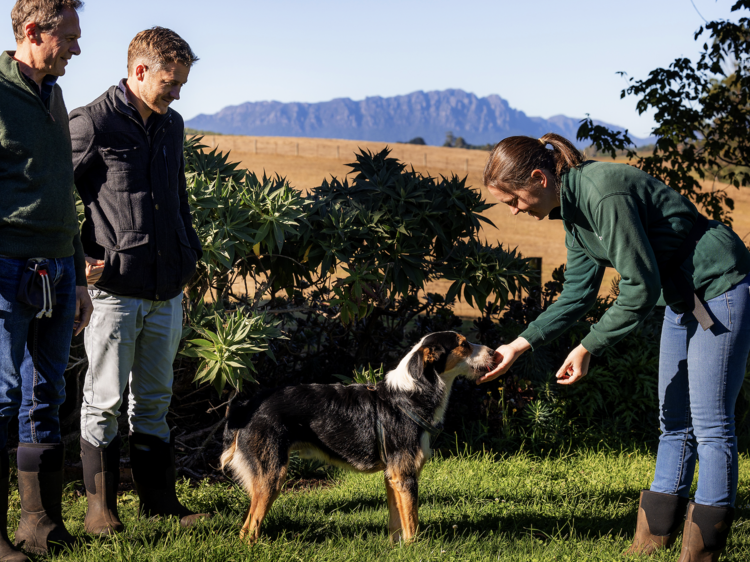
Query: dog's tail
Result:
<box><xmin>220</xmin><ymin>397</ymin><xmax>246</xmax><ymax>471</ymax></box>
<box><xmin>220</xmin><ymin>393</ymin><xmax>267</xmax><ymax>471</ymax></box>
<box><xmin>220</xmin><ymin>431</ymin><xmax>238</xmax><ymax>472</ymax></box>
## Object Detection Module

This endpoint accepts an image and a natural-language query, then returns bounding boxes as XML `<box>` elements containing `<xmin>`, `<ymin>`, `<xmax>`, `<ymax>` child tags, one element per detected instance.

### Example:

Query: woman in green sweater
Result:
<box><xmin>479</xmin><ymin>133</ymin><xmax>750</xmax><ymax>561</ymax></box>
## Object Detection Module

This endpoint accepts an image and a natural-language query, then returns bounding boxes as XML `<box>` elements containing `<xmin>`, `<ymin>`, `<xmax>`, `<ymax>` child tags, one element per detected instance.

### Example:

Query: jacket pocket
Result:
<box><xmin>95</xmin><ymin>230</ymin><xmax>151</xmax><ymax>295</ymax></box>
<box><xmin>176</xmin><ymin>227</ymin><xmax>197</xmax><ymax>288</ymax></box>
<box><xmin>100</xmin><ymin>146</ymin><xmax>142</xmax><ymax>186</ymax></box>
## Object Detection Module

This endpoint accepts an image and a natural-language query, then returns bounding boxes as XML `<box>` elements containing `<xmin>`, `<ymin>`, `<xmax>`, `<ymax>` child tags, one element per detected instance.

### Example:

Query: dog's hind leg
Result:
<box><xmin>388</xmin><ymin>471</ymin><xmax>419</xmax><ymax>542</ymax></box>
<box><xmin>384</xmin><ymin>475</ymin><xmax>403</xmax><ymax>544</ymax></box>
<box><xmin>240</xmin><ymin>465</ymin><xmax>287</xmax><ymax>543</ymax></box>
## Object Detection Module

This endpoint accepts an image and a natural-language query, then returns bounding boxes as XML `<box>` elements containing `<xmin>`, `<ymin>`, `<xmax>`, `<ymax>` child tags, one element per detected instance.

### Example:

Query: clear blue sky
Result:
<box><xmin>4</xmin><ymin>0</ymin><xmax>741</xmax><ymax>138</ymax></box>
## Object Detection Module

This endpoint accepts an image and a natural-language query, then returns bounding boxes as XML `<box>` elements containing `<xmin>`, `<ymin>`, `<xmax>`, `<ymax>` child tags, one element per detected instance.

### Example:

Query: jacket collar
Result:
<box><xmin>112</xmin><ymin>79</ymin><xmax>171</xmax><ymax>128</ymax></box>
<box><xmin>0</xmin><ymin>51</ymin><xmax>55</xmax><ymax>100</ymax></box>
<box><xmin>554</xmin><ymin>166</ymin><xmax>582</xmax><ymax>223</ymax></box>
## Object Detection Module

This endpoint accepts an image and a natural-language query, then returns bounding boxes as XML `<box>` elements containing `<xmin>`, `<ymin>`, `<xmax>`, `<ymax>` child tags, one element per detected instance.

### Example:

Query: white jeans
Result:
<box><xmin>80</xmin><ymin>289</ymin><xmax>183</xmax><ymax>447</ymax></box>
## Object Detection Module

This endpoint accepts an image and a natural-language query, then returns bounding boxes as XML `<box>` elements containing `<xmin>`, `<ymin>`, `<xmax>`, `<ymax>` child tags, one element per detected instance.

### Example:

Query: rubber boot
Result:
<box><xmin>0</xmin><ymin>450</ymin><xmax>29</xmax><ymax>561</ymax></box>
<box><xmin>625</xmin><ymin>490</ymin><xmax>689</xmax><ymax>555</ymax></box>
<box><xmin>130</xmin><ymin>432</ymin><xmax>208</xmax><ymax>527</ymax></box>
<box><xmin>81</xmin><ymin>436</ymin><xmax>124</xmax><ymax>535</ymax></box>
<box><xmin>13</xmin><ymin>443</ymin><xmax>75</xmax><ymax>555</ymax></box>
<box><xmin>677</xmin><ymin>502</ymin><xmax>734</xmax><ymax>562</ymax></box>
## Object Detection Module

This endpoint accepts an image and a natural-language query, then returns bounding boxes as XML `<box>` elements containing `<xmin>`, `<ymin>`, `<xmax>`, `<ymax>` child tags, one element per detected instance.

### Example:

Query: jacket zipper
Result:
<box><xmin>163</xmin><ymin>145</ymin><xmax>169</xmax><ymax>177</ymax></box>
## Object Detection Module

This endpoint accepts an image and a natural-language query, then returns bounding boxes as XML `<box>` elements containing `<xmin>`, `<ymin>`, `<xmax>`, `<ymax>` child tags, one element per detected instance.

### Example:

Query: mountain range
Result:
<box><xmin>186</xmin><ymin>89</ymin><xmax>654</xmax><ymax>148</ymax></box>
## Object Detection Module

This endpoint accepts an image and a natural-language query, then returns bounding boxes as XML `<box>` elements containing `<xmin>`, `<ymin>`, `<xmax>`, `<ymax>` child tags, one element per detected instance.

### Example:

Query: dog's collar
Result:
<box><xmin>368</xmin><ymin>402</ymin><xmax>443</xmax><ymax>465</ymax></box>
<box><xmin>397</xmin><ymin>405</ymin><xmax>444</xmax><ymax>442</ymax></box>
<box><xmin>376</xmin><ymin>405</ymin><xmax>444</xmax><ymax>465</ymax></box>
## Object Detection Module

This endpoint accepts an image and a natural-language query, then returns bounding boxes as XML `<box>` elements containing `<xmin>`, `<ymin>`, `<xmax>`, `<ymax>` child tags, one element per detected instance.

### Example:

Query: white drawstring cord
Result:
<box><xmin>35</xmin><ymin>269</ymin><xmax>53</xmax><ymax>319</ymax></box>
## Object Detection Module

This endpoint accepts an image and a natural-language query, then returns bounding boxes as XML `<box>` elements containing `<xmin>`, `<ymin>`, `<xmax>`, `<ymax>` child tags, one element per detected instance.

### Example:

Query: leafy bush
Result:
<box><xmin>179</xmin><ymin>137</ymin><xmax>535</xmax><ymax>395</ymax></box>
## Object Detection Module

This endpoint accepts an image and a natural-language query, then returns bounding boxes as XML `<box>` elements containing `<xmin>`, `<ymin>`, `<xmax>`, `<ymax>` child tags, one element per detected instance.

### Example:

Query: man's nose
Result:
<box><xmin>70</xmin><ymin>39</ymin><xmax>81</xmax><ymax>56</ymax></box>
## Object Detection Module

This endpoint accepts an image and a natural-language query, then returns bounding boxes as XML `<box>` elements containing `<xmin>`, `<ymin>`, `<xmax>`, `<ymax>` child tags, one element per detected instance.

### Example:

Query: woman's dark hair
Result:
<box><xmin>483</xmin><ymin>133</ymin><xmax>584</xmax><ymax>194</ymax></box>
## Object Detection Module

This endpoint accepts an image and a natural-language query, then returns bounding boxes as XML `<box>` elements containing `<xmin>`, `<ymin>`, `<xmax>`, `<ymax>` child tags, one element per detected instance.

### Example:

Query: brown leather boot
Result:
<box><xmin>130</xmin><ymin>432</ymin><xmax>209</xmax><ymax>528</ymax></box>
<box><xmin>625</xmin><ymin>490</ymin><xmax>689</xmax><ymax>555</ymax></box>
<box><xmin>81</xmin><ymin>436</ymin><xmax>124</xmax><ymax>535</ymax></box>
<box><xmin>13</xmin><ymin>443</ymin><xmax>75</xmax><ymax>555</ymax></box>
<box><xmin>677</xmin><ymin>502</ymin><xmax>734</xmax><ymax>562</ymax></box>
<box><xmin>0</xmin><ymin>450</ymin><xmax>29</xmax><ymax>562</ymax></box>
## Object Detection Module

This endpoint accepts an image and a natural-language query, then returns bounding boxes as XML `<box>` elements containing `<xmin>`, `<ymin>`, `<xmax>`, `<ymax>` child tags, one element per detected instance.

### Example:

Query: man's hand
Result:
<box><xmin>74</xmin><ymin>286</ymin><xmax>93</xmax><ymax>336</ymax></box>
<box><xmin>555</xmin><ymin>344</ymin><xmax>592</xmax><ymax>385</ymax></box>
<box><xmin>476</xmin><ymin>337</ymin><xmax>531</xmax><ymax>384</ymax></box>
<box><xmin>85</xmin><ymin>256</ymin><xmax>105</xmax><ymax>285</ymax></box>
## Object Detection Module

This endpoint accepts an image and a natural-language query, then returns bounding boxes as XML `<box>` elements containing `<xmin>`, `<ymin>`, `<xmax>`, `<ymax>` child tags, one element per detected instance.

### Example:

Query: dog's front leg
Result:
<box><xmin>388</xmin><ymin>472</ymin><xmax>419</xmax><ymax>542</ymax></box>
<box><xmin>384</xmin><ymin>475</ymin><xmax>403</xmax><ymax>544</ymax></box>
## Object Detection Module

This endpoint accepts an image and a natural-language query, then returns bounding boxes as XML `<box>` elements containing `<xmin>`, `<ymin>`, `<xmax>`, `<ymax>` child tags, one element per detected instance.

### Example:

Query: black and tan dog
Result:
<box><xmin>221</xmin><ymin>331</ymin><xmax>495</xmax><ymax>543</ymax></box>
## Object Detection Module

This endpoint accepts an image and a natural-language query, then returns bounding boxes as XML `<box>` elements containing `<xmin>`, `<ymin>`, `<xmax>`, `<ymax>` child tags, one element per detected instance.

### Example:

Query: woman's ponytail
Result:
<box><xmin>484</xmin><ymin>133</ymin><xmax>584</xmax><ymax>194</ymax></box>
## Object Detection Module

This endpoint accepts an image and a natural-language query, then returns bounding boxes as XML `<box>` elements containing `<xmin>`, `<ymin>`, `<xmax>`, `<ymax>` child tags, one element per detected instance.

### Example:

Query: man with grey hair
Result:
<box><xmin>0</xmin><ymin>1</ymin><xmax>90</xmax><ymax>559</ymax></box>
<box><xmin>70</xmin><ymin>26</ymin><xmax>206</xmax><ymax>535</ymax></box>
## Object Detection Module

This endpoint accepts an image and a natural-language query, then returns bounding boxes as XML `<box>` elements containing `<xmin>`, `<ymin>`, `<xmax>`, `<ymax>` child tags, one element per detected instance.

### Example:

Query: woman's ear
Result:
<box><xmin>530</xmin><ymin>169</ymin><xmax>547</xmax><ymax>187</ymax></box>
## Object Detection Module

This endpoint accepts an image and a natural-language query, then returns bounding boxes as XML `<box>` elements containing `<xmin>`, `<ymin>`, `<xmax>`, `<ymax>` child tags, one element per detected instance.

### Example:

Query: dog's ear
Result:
<box><xmin>418</xmin><ymin>344</ymin><xmax>445</xmax><ymax>367</ymax></box>
<box><xmin>406</xmin><ymin>350</ymin><xmax>424</xmax><ymax>380</ymax></box>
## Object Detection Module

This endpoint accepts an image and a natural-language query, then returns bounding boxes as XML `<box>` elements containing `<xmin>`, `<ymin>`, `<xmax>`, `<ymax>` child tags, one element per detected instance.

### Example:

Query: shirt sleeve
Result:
<box><xmin>520</xmin><ymin>230</ymin><xmax>604</xmax><ymax>350</ymax></box>
<box><xmin>69</xmin><ymin>110</ymin><xmax>97</xmax><ymax>182</ymax></box>
<box><xmin>68</xmin><ymin>110</ymin><xmax>95</xmax><ymax>285</ymax></box>
<box><xmin>579</xmin><ymin>193</ymin><xmax>661</xmax><ymax>355</ymax></box>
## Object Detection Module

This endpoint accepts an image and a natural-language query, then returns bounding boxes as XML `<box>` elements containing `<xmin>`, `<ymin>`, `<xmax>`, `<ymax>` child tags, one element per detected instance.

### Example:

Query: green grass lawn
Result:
<box><xmin>13</xmin><ymin>447</ymin><xmax>750</xmax><ymax>561</ymax></box>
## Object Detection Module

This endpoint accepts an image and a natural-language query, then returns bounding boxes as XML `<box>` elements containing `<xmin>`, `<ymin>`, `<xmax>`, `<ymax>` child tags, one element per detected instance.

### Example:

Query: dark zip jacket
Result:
<box><xmin>519</xmin><ymin>161</ymin><xmax>750</xmax><ymax>356</ymax></box>
<box><xmin>69</xmin><ymin>84</ymin><xmax>202</xmax><ymax>301</ymax></box>
<box><xmin>0</xmin><ymin>51</ymin><xmax>86</xmax><ymax>284</ymax></box>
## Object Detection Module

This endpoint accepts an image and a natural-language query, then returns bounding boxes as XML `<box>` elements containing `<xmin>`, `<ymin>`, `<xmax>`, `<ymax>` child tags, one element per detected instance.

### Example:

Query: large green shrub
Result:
<box><xmin>180</xmin><ymin>137</ymin><xmax>535</xmax><ymax>393</ymax></box>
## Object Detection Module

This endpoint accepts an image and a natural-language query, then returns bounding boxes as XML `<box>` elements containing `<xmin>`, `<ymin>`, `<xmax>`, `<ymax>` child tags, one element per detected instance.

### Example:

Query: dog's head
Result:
<box><xmin>385</xmin><ymin>331</ymin><xmax>495</xmax><ymax>392</ymax></box>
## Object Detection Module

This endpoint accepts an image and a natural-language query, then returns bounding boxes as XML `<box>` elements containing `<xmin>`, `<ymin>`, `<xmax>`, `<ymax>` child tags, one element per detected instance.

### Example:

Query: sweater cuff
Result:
<box><xmin>580</xmin><ymin>332</ymin><xmax>606</xmax><ymax>357</ymax></box>
<box><xmin>518</xmin><ymin>325</ymin><xmax>545</xmax><ymax>352</ymax></box>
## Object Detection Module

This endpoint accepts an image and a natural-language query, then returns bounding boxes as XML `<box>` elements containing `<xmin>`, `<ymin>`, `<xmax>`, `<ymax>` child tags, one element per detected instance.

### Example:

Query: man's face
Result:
<box><xmin>139</xmin><ymin>62</ymin><xmax>190</xmax><ymax>115</ymax></box>
<box><xmin>35</xmin><ymin>7</ymin><xmax>81</xmax><ymax>76</ymax></box>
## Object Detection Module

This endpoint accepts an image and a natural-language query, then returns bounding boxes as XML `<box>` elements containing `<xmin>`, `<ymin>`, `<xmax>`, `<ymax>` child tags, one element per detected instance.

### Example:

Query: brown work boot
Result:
<box><xmin>625</xmin><ymin>490</ymin><xmax>689</xmax><ymax>556</ymax></box>
<box><xmin>0</xmin><ymin>450</ymin><xmax>29</xmax><ymax>561</ymax></box>
<box><xmin>677</xmin><ymin>502</ymin><xmax>734</xmax><ymax>562</ymax></box>
<box><xmin>80</xmin><ymin>436</ymin><xmax>124</xmax><ymax>535</ymax></box>
<box><xmin>130</xmin><ymin>432</ymin><xmax>209</xmax><ymax>527</ymax></box>
<box><xmin>13</xmin><ymin>443</ymin><xmax>75</xmax><ymax>555</ymax></box>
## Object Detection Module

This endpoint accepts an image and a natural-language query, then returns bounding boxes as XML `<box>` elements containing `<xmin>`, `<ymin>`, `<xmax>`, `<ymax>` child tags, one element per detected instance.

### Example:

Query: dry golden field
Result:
<box><xmin>198</xmin><ymin>134</ymin><xmax>750</xmax><ymax>317</ymax></box>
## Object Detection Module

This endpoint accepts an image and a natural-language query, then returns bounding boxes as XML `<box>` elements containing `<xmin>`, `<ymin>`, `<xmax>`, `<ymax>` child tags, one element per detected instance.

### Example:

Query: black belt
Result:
<box><xmin>659</xmin><ymin>214</ymin><xmax>713</xmax><ymax>331</ymax></box>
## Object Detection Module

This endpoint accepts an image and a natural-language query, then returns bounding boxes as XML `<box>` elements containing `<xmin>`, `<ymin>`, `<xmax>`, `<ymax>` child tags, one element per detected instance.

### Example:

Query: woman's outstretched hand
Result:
<box><xmin>555</xmin><ymin>344</ymin><xmax>592</xmax><ymax>385</ymax></box>
<box><xmin>476</xmin><ymin>337</ymin><xmax>531</xmax><ymax>384</ymax></box>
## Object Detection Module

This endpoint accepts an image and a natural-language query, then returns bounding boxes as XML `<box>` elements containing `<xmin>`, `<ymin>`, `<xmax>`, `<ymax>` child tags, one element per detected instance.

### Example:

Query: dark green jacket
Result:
<box><xmin>0</xmin><ymin>51</ymin><xmax>85</xmax><ymax>285</ymax></box>
<box><xmin>520</xmin><ymin>161</ymin><xmax>750</xmax><ymax>356</ymax></box>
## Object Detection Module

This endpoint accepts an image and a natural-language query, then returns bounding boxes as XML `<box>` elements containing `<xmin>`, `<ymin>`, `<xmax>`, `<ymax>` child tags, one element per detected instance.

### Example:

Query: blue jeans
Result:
<box><xmin>651</xmin><ymin>273</ymin><xmax>750</xmax><ymax>507</ymax></box>
<box><xmin>0</xmin><ymin>256</ymin><xmax>76</xmax><ymax>449</ymax></box>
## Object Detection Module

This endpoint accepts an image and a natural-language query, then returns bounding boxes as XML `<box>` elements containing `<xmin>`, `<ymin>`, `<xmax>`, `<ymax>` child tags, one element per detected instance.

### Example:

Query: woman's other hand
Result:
<box><xmin>556</xmin><ymin>344</ymin><xmax>592</xmax><ymax>385</ymax></box>
<box><xmin>477</xmin><ymin>337</ymin><xmax>531</xmax><ymax>384</ymax></box>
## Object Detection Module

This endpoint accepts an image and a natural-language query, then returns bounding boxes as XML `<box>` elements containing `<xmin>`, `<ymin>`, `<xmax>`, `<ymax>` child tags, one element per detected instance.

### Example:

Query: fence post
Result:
<box><xmin>337</xmin><ymin>146</ymin><xmax>340</xmax><ymax>159</ymax></box>
<box><xmin>423</xmin><ymin>153</ymin><xmax>427</xmax><ymax>166</ymax></box>
<box><xmin>296</xmin><ymin>143</ymin><xmax>299</xmax><ymax>156</ymax></box>
<box><xmin>254</xmin><ymin>139</ymin><xmax>257</xmax><ymax>154</ymax></box>
<box><xmin>465</xmin><ymin>158</ymin><xmax>469</xmax><ymax>173</ymax></box>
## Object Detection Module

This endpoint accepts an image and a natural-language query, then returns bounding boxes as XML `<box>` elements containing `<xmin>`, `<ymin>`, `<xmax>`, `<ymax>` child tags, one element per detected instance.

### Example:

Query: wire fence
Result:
<box><xmin>197</xmin><ymin>135</ymin><xmax>490</xmax><ymax>174</ymax></box>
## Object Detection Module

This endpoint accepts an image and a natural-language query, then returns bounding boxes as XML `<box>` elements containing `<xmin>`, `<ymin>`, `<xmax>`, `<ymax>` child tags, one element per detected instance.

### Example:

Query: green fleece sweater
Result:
<box><xmin>520</xmin><ymin>161</ymin><xmax>750</xmax><ymax>356</ymax></box>
<box><xmin>0</xmin><ymin>51</ymin><xmax>85</xmax><ymax>285</ymax></box>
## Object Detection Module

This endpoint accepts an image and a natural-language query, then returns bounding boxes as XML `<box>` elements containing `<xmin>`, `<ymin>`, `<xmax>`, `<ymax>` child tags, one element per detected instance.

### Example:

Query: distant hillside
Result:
<box><xmin>186</xmin><ymin>89</ymin><xmax>654</xmax><ymax>148</ymax></box>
